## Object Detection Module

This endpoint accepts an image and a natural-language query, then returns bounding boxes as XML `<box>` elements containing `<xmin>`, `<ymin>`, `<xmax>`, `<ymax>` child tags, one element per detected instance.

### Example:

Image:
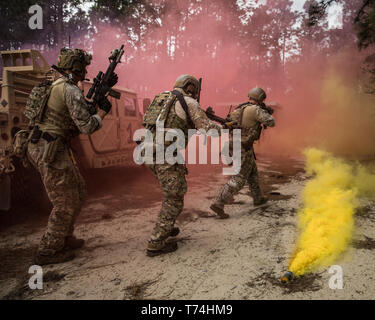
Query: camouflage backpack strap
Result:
<box><xmin>235</xmin><ymin>102</ymin><xmax>249</xmax><ymax>110</ymax></box>
<box><xmin>171</xmin><ymin>90</ymin><xmax>194</xmax><ymax>128</ymax></box>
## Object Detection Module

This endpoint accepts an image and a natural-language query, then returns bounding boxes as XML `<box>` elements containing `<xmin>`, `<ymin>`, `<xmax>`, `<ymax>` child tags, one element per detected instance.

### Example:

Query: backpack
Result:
<box><xmin>229</xmin><ymin>102</ymin><xmax>262</xmax><ymax>149</ymax></box>
<box><xmin>24</xmin><ymin>80</ymin><xmax>53</xmax><ymax>126</ymax></box>
<box><xmin>14</xmin><ymin>80</ymin><xmax>53</xmax><ymax>163</ymax></box>
<box><xmin>142</xmin><ymin>91</ymin><xmax>177</xmax><ymax>129</ymax></box>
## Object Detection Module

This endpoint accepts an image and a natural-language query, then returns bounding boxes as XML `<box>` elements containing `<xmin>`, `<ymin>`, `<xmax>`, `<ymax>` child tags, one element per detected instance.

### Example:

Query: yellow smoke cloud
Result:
<box><xmin>315</xmin><ymin>68</ymin><xmax>375</xmax><ymax>157</ymax></box>
<box><xmin>288</xmin><ymin>148</ymin><xmax>375</xmax><ymax>276</ymax></box>
<box><xmin>259</xmin><ymin>51</ymin><xmax>375</xmax><ymax>158</ymax></box>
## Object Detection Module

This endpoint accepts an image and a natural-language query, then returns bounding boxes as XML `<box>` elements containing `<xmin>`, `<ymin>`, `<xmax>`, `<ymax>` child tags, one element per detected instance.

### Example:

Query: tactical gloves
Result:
<box><xmin>98</xmin><ymin>96</ymin><xmax>112</xmax><ymax>113</ymax></box>
<box><xmin>108</xmin><ymin>72</ymin><xmax>118</xmax><ymax>88</ymax></box>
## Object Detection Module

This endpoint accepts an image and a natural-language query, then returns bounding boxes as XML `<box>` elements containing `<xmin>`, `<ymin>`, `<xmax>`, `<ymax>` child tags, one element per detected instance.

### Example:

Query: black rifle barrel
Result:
<box><xmin>102</xmin><ymin>45</ymin><xmax>124</xmax><ymax>83</ymax></box>
<box><xmin>86</xmin><ymin>44</ymin><xmax>125</xmax><ymax>107</ymax></box>
<box><xmin>197</xmin><ymin>78</ymin><xmax>202</xmax><ymax>104</ymax></box>
<box><xmin>87</xmin><ymin>71</ymin><xmax>103</xmax><ymax>99</ymax></box>
<box><xmin>260</xmin><ymin>102</ymin><xmax>274</xmax><ymax>115</ymax></box>
<box><xmin>205</xmin><ymin>107</ymin><xmax>228</xmax><ymax>125</ymax></box>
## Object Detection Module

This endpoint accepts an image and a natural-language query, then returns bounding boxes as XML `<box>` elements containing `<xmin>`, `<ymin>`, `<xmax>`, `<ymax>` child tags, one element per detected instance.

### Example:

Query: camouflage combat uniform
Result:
<box><xmin>211</xmin><ymin>102</ymin><xmax>275</xmax><ymax>211</ymax></box>
<box><xmin>27</xmin><ymin>76</ymin><xmax>102</xmax><ymax>256</ymax></box>
<box><xmin>146</xmin><ymin>87</ymin><xmax>222</xmax><ymax>251</ymax></box>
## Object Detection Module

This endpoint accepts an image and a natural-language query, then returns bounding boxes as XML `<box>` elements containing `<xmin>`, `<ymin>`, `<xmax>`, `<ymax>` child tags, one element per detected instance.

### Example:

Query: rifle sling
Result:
<box><xmin>172</xmin><ymin>90</ymin><xmax>194</xmax><ymax>127</ymax></box>
<box><xmin>236</xmin><ymin>102</ymin><xmax>249</xmax><ymax>110</ymax></box>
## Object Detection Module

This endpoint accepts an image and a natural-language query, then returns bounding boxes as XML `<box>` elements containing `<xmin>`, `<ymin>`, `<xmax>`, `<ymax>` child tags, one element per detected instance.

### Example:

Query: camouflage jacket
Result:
<box><xmin>173</xmin><ymin>88</ymin><xmax>222</xmax><ymax>133</ymax></box>
<box><xmin>229</xmin><ymin>102</ymin><xmax>275</xmax><ymax>149</ymax></box>
<box><xmin>37</xmin><ymin>77</ymin><xmax>102</xmax><ymax>139</ymax></box>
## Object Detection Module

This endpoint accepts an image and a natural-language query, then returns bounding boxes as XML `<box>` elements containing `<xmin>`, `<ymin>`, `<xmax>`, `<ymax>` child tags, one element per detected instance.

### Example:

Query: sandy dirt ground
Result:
<box><xmin>0</xmin><ymin>156</ymin><xmax>374</xmax><ymax>300</ymax></box>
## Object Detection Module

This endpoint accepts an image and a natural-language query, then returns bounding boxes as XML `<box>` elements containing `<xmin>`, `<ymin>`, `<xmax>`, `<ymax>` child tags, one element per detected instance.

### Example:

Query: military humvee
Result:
<box><xmin>0</xmin><ymin>49</ymin><xmax>146</xmax><ymax>210</ymax></box>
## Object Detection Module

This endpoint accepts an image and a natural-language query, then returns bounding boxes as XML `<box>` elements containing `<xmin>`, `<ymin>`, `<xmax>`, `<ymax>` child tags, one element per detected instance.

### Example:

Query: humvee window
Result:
<box><xmin>124</xmin><ymin>97</ymin><xmax>136</xmax><ymax>117</ymax></box>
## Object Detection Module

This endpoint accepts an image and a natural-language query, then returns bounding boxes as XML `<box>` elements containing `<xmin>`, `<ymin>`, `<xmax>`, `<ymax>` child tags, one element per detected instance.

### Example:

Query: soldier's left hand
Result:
<box><xmin>98</xmin><ymin>96</ymin><xmax>112</xmax><ymax>113</ymax></box>
<box><xmin>108</xmin><ymin>73</ymin><xmax>118</xmax><ymax>87</ymax></box>
<box><xmin>224</xmin><ymin>121</ymin><xmax>239</xmax><ymax>130</ymax></box>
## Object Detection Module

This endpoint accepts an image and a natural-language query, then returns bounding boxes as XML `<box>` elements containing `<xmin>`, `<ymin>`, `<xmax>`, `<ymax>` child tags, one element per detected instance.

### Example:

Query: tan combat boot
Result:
<box><xmin>65</xmin><ymin>236</ymin><xmax>85</xmax><ymax>250</ymax></box>
<box><xmin>146</xmin><ymin>241</ymin><xmax>178</xmax><ymax>257</ymax></box>
<box><xmin>210</xmin><ymin>184</ymin><xmax>233</xmax><ymax>219</ymax></box>
<box><xmin>169</xmin><ymin>227</ymin><xmax>180</xmax><ymax>237</ymax></box>
<box><xmin>34</xmin><ymin>249</ymin><xmax>76</xmax><ymax>266</ymax></box>
<box><xmin>210</xmin><ymin>203</ymin><xmax>230</xmax><ymax>219</ymax></box>
<box><xmin>253</xmin><ymin>196</ymin><xmax>268</xmax><ymax>206</ymax></box>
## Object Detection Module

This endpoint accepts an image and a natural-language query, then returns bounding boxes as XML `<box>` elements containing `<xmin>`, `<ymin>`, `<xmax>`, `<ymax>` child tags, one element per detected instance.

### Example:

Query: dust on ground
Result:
<box><xmin>0</xmin><ymin>154</ymin><xmax>374</xmax><ymax>300</ymax></box>
<box><xmin>248</xmin><ymin>271</ymin><xmax>323</xmax><ymax>294</ymax></box>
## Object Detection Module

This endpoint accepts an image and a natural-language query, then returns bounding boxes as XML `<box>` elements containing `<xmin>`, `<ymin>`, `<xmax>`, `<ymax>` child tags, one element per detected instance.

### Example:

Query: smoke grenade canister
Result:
<box><xmin>281</xmin><ymin>271</ymin><xmax>294</xmax><ymax>284</ymax></box>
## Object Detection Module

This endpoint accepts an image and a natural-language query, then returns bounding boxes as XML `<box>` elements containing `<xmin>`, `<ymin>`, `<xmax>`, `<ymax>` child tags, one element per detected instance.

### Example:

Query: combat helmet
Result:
<box><xmin>248</xmin><ymin>87</ymin><xmax>267</xmax><ymax>103</ymax></box>
<box><xmin>57</xmin><ymin>48</ymin><xmax>92</xmax><ymax>74</ymax></box>
<box><xmin>174</xmin><ymin>74</ymin><xmax>200</xmax><ymax>98</ymax></box>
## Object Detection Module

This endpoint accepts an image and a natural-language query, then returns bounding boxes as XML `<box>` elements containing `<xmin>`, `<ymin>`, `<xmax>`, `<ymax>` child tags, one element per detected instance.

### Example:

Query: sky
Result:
<box><xmin>280</xmin><ymin>0</ymin><xmax>343</xmax><ymax>29</ymax></box>
<box><xmin>292</xmin><ymin>0</ymin><xmax>343</xmax><ymax>29</ymax></box>
<box><xmin>291</xmin><ymin>0</ymin><xmax>306</xmax><ymax>11</ymax></box>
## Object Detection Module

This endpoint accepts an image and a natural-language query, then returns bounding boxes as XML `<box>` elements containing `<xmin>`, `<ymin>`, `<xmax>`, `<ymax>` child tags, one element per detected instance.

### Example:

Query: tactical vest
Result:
<box><xmin>229</xmin><ymin>102</ymin><xmax>262</xmax><ymax>149</ymax></box>
<box><xmin>143</xmin><ymin>91</ymin><xmax>190</xmax><ymax>147</ymax></box>
<box><xmin>36</xmin><ymin>77</ymin><xmax>79</xmax><ymax>139</ymax></box>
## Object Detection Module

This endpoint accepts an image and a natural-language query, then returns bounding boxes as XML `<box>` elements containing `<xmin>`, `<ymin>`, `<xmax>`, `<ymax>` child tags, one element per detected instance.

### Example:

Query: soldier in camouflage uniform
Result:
<box><xmin>143</xmin><ymin>74</ymin><xmax>228</xmax><ymax>256</ymax></box>
<box><xmin>26</xmin><ymin>48</ymin><xmax>116</xmax><ymax>265</ymax></box>
<box><xmin>210</xmin><ymin>87</ymin><xmax>275</xmax><ymax>218</ymax></box>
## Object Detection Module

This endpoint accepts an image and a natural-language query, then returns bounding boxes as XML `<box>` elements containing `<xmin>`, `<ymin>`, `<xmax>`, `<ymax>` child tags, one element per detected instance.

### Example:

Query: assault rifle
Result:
<box><xmin>197</xmin><ymin>78</ymin><xmax>202</xmax><ymax>103</ymax></box>
<box><xmin>86</xmin><ymin>45</ymin><xmax>125</xmax><ymax>114</ymax></box>
<box><xmin>259</xmin><ymin>102</ymin><xmax>274</xmax><ymax>116</ymax></box>
<box><xmin>205</xmin><ymin>106</ymin><xmax>240</xmax><ymax>131</ymax></box>
<box><xmin>258</xmin><ymin>103</ymin><xmax>274</xmax><ymax>130</ymax></box>
<box><xmin>206</xmin><ymin>101</ymin><xmax>274</xmax><ymax>128</ymax></box>
<box><xmin>205</xmin><ymin>106</ymin><xmax>231</xmax><ymax>125</ymax></box>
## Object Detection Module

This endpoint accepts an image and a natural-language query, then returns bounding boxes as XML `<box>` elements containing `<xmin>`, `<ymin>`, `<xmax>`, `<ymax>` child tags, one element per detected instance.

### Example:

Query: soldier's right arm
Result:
<box><xmin>65</xmin><ymin>83</ymin><xmax>103</xmax><ymax>134</ymax></box>
<box><xmin>184</xmin><ymin>97</ymin><xmax>223</xmax><ymax>132</ymax></box>
<box><xmin>255</xmin><ymin>106</ymin><xmax>275</xmax><ymax>127</ymax></box>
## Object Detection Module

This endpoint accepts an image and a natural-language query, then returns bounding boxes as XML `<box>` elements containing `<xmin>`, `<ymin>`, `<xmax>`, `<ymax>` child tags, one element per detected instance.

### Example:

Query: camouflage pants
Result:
<box><xmin>27</xmin><ymin>138</ymin><xmax>86</xmax><ymax>256</ymax></box>
<box><xmin>212</xmin><ymin>147</ymin><xmax>262</xmax><ymax>208</ymax></box>
<box><xmin>146</xmin><ymin>163</ymin><xmax>187</xmax><ymax>250</ymax></box>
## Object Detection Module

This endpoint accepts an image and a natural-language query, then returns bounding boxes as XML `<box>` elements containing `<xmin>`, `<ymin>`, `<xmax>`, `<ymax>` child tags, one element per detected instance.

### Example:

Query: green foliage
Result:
<box><xmin>356</xmin><ymin>1</ymin><xmax>375</xmax><ymax>49</ymax></box>
<box><xmin>307</xmin><ymin>0</ymin><xmax>336</xmax><ymax>27</ymax></box>
<box><xmin>1</xmin><ymin>0</ymin><xmax>373</xmax><ymax>95</ymax></box>
<box><xmin>0</xmin><ymin>0</ymin><xmax>89</xmax><ymax>51</ymax></box>
<box><xmin>0</xmin><ymin>0</ymin><xmax>38</xmax><ymax>50</ymax></box>
<box><xmin>307</xmin><ymin>0</ymin><xmax>375</xmax><ymax>48</ymax></box>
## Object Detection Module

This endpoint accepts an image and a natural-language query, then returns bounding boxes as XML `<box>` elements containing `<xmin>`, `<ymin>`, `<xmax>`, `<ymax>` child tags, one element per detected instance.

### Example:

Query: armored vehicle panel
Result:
<box><xmin>76</xmin><ymin>82</ymin><xmax>143</xmax><ymax>169</ymax></box>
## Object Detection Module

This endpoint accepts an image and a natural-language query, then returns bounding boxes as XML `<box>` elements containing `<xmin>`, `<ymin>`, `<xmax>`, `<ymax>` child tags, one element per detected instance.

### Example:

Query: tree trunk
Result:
<box><xmin>56</xmin><ymin>0</ymin><xmax>64</xmax><ymax>48</ymax></box>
